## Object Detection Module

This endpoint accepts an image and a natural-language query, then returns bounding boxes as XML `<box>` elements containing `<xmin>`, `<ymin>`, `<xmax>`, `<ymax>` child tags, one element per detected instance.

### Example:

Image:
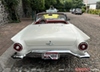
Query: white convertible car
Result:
<box><xmin>11</xmin><ymin>13</ymin><xmax>90</xmax><ymax>60</ymax></box>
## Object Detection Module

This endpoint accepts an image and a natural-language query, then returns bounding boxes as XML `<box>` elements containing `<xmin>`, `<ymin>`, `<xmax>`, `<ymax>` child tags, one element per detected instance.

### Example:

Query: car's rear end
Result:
<box><xmin>11</xmin><ymin>24</ymin><xmax>90</xmax><ymax>60</ymax></box>
<box><xmin>75</xmin><ymin>8</ymin><xmax>82</xmax><ymax>15</ymax></box>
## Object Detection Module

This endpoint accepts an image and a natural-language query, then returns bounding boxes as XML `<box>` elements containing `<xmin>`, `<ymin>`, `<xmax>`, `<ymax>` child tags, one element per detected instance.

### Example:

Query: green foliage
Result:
<box><xmin>45</xmin><ymin>0</ymin><xmax>57</xmax><ymax>9</ymax></box>
<box><xmin>54</xmin><ymin>0</ymin><xmax>63</xmax><ymax>10</ymax></box>
<box><xmin>44</xmin><ymin>0</ymin><xmax>65</xmax><ymax>11</ymax></box>
<box><xmin>22</xmin><ymin>0</ymin><xmax>30</xmax><ymax>7</ymax></box>
<box><xmin>82</xmin><ymin>6</ymin><xmax>86</xmax><ymax>13</ymax></box>
<box><xmin>1</xmin><ymin>0</ymin><xmax>85</xmax><ymax>21</ymax></box>
<box><xmin>2</xmin><ymin>0</ymin><xmax>20</xmax><ymax>22</ymax></box>
<box><xmin>88</xmin><ymin>9</ymin><xmax>100</xmax><ymax>15</ymax></box>
<box><xmin>23</xmin><ymin>0</ymin><xmax>45</xmax><ymax>13</ymax></box>
<box><xmin>72</xmin><ymin>0</ymin><xmax>84</xmax><ymax>8</ymax></box>
<box><xmin>30</xmin><ymin>0</ymin><xmax>83</xmax><ymax>12</ymax></box>
<box><xmin>62</xmin><ymin>0</ymin><xmax>84</xmax><ymax>12</ymax></box>
<box><xmin>22</xmin><ymin>0</ymin><xmax>84</xmax><ymax>13</ymax></box>
<box><xmin>22</xmin><ymin>0</ymin><xmax>31</xmax><ymax>17</ymax></box>
<box><xmin>30</xmin><ymin>0</ymin><xmax>45</xmax><ymax>10</ymax></box>
<box><xmin>65</xmin><ymin>1</ymin><xmax>73</xmax><ymax>11</ymax></box>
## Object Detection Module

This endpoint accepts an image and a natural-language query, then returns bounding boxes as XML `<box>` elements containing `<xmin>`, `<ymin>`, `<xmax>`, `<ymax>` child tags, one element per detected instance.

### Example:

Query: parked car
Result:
<box><xmin>75</xmin><ymin>8</ymin><xmax>82</xmax><ymax>15</ymax></box>
<box><xmin>69</xmin><ymin>9</ymin><xmax>73</xmax><ymax>13</ymax></box>
<box><xmin>71</xmin><ymin>8</ymin><xmax>82</xmax><ymax>15</ymax></box>
<box><xmin>11</xmin><ymin>12</ymin><xmax>90</xmax><ymax>60</ymax></box>
<box><xmin>70</xmin><ymin>8</ymin><xmax>75</xmax><ymax>14</ymax></box>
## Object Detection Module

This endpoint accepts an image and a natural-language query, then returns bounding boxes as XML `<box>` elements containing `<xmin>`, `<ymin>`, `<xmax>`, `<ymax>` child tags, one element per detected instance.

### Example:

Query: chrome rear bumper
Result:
<box><xmin>11</xmin><ymin>50</ymin><xmax>90</xmax><ymax>59</ymax></box>
<box><xmin>11</xmin><ymin>52</ymin><xmax>25</xmax><ymax>59</ymax></box>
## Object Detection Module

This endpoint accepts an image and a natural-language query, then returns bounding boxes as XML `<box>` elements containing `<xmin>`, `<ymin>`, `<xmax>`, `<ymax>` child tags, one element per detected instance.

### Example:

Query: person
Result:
<box><xmin>46</xmin><ymin>5</ymin><xmax>58</xmax><ymax>13</ymax></box>
<box><xmin>49</xmin><ymin>5</ymin><xmax>54</xmax><ymax>10</ymax></box>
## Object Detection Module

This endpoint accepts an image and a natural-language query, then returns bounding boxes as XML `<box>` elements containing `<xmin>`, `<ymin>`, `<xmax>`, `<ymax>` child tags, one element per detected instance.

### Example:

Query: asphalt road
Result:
<box><xmin>8</xmin><ymin>13</ymin><xmax>100</xmax><ymax>72</ymax></box>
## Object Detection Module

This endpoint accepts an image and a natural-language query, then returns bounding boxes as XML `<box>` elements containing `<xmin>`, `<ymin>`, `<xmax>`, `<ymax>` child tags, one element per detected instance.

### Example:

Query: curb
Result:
<box><xmin>0</xmin><ymin>45</ymin><xmax>16</xmax><ymax>72</ymax></box>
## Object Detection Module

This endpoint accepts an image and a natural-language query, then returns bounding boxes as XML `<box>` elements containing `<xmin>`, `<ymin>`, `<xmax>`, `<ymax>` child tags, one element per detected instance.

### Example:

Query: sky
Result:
<box><xmin>84</xmin><ymin>0</ymin><xmax>100</xmax><ymax>4</ymax></box>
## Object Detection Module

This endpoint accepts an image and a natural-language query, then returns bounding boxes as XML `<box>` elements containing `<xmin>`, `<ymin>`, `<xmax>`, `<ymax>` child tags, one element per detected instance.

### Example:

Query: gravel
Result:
<box><xmin>9</xmin><ymin>13</ymin><xmax>100</xmax><ymax>72</ymax></box>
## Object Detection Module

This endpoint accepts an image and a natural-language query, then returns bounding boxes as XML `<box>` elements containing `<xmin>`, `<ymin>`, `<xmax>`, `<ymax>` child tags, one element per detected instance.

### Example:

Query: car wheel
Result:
<box><xmin>79</xmin><ymin>13</ymin><xmax>82</xmax><ymax>15</ymax></box>
<box><xmin>75</xmin><ymin>13</ymin><xmax>77</xmax><ymax>15</ymax></box>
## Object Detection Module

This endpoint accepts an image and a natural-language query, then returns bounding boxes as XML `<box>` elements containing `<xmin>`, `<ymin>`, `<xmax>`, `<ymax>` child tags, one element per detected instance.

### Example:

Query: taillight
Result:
<box><xmin>13</xmin><ymin>43</ymin><xmax>23</xmax><ymax>51</ymax></box>
<box><xmin>78</xmin><ymin>42</ymin><xmax>88</xmax><ymax>50</ymax></box>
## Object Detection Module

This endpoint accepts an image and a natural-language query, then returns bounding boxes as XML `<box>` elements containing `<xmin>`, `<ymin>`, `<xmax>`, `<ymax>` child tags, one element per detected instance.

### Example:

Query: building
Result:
<box><xmin>83</xmin><ymin>0</ymin><xmax>100</xmax><ymax>9</ymax></box>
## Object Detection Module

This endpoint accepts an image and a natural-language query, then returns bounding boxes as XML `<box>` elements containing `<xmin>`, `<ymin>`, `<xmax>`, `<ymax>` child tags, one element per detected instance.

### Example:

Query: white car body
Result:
<box><xmin>11</xmin><ymin>22</ymin><xmax>90</xmax><ymax>60</ymax></box>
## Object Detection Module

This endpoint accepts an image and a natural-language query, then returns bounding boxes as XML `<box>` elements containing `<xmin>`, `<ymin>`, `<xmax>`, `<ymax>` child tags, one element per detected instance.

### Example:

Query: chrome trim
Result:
<box><xmin>11</xmin><ymin>50</ymin><xmax>90</xmax><ymax>59</ymax></box>
<box><xmin>11</xmin><ymin>52</ymin><xmax>25</xmax><ymax>59</ymax></box>
<box><xmin>43</xmin><ymin>50</ymin><xmax>90</xmax><ymax>58</ymax></box>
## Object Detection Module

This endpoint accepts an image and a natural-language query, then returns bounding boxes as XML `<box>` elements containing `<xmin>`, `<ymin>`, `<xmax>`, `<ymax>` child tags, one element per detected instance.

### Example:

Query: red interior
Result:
<box><xmin>35</xmin><ymin>20</ymin><xmax>68</xmax><ymax>24</ymax></box>
<box><xmin>46</xmin><ymin>20</ymin><xmax>67</xmax><ymax>24</ymax></box>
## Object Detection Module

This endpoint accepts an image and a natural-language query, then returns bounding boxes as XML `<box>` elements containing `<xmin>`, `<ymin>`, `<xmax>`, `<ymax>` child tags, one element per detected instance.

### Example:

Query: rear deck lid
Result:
<box><xmin>22</xmin><ymin>24</ymin><xmax>77</xmax><ymax>46</ymax></box>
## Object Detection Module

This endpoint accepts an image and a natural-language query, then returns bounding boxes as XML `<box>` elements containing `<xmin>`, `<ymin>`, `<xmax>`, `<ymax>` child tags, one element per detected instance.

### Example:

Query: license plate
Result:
<box><xmin>43</xmin><ymin>52</ymin><xmax>59</xmax><ymax>60</ymax></box>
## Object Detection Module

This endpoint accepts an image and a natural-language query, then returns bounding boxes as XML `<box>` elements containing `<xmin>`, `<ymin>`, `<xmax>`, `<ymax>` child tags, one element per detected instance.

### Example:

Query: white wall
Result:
<box><xmin>88</xmin><ymin>0</ymin><xmax>98</xmax><ymax>4</ymax></box>
<box><xmin>89</xmin><ymin>4</ymin><xmax>96</xmax><ymax>9</ymax></box>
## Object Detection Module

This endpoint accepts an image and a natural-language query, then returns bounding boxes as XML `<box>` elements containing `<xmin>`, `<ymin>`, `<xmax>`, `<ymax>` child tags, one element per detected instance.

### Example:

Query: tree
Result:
<box><xmin>45</xmin><ymin>0</ymin><xmax>57</xmax><ymax>9</ymax></box>
<box><xmin>23</xmin><ymin>0</ymin><xmax>45</xmax><ymax>12</ymax></box>
<box><xmin>65</xmin><ymin>0</ymin><xmax>73</xmax><ymax>11</ymax></box>
<box><xmin>22</xmin><ymin>0</ymin><xmax>31</xmax><ymax>17</ymax></box>
<box><xmin>30</xmin><ymin>0</ymin><xmax>45</xmax><ymax>11</ymax></box>
<box><xmin>64</xmin><ymin>0</ymin><xmax>84</xmax><ymax>11</ymax></box>
<box><xmin>22</xmin><ymin>0</ymin><xmax>45</xmax><ymax>18</ymax></box>
<box><xmin>53</xmin><ymin>0</ymin><xmax>64</xmax><ymax>11</ymax></box>
<box><xmin>72</xmin><ymin>0</ymin><xmax>84</xmax><ymax>8</ymax></box>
